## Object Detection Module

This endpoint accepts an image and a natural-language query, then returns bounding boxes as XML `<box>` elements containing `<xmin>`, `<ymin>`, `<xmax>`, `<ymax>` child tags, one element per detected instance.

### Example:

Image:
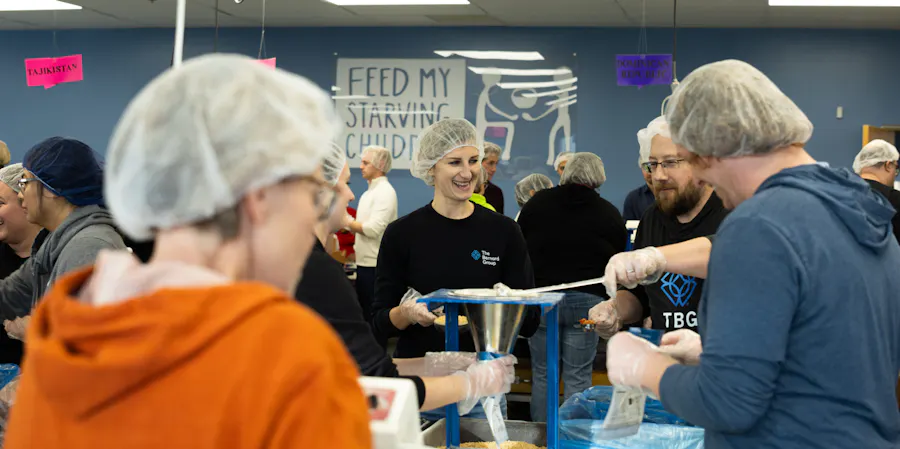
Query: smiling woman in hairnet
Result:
<box><xmin>604</xmin><ymin>60</ymin><xmax>900</xmax><ymax>449</ymax></box>
<box><xmin>370</xmin><ymin>118</ymin><xmax>538</xmax><ymax>418</ymax></box>
<box><xmin>4</xmin><ymin>54</ymin><xmax>371</xmax><ymax>449</ymax></box>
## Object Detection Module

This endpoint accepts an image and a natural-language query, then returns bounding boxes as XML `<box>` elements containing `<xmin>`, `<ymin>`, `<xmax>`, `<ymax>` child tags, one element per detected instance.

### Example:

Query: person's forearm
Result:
<box><xmin>389</xmin><ymin>306</ymin><xmax>412</xmax><ymax>330</ymax></box>
<box><xmin>640</xmin><ymin>352</ymin><xmax>678</xmax><ymax>398</ymax></box>
<box><xmin>420</xmin><ymin>375</ymin><xmax>467</xmax><ymax>411</ymax></box>
<box><xmin>393</xmin><ymin>357</ymin><xmax>426</xmax><ymax>376</ymax></box>
<box><xmin>347</xmin><ymin>220</ymin><xmax>365</xmax><ymax>234</ymax></box>
<box><xmin>658</xmin><ymin>237</ymin><xmax>711</xmax><ymax>279</ymax></box>
<box><xmin>614</xmin><ymin>292</ymin><xmax>644</xmax><ymax>325</ymax></box>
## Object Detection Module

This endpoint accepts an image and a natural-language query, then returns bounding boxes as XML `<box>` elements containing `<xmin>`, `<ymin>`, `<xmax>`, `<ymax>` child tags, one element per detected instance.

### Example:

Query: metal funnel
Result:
<box><xmin>464</xmin><ymin>303</ymin><xmax>527</xmax><ymax>354</ymax></box>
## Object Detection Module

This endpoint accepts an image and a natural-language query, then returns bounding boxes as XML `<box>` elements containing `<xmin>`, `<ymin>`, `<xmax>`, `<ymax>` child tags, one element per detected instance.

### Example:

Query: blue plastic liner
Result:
<box><xmin>0</xmin><ymin>365</ymin><xmax>18</xmax><ymax>390</ymax></box>
<box><xmin>559</xmin><ymin>386</ymin><xmax>704</xmax><ymax>449</ymax></box>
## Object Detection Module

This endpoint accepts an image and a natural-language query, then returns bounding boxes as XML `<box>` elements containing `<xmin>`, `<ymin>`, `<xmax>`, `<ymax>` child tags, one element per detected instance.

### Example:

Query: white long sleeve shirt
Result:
<box><xmin>353</xmin><ymin>176</ymin><xmax>398</xmax><ymax>267</ymax></box>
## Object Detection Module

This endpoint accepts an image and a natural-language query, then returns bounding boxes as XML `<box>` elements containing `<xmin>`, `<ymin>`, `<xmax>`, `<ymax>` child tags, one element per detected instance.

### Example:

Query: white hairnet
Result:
<box><xmin>323</xmin><ymin>143</ymin><xmax>348</xmax><ymax>186</ymax></box>
<box><xmin>514</xmin><ymin>173</ymin><xmax>553</xmax><ymax>207</ymax></box>
<box><xmin>412</xmin><ymin>118</ymin><xmax>483</xmax><ymax>186</ymax></box>
<box><xmin>553</xmin><ymin>152</ymin><xmax>573</xmax><ymax>171</ymax></box>
<box><xmin>853</xmin><ymin>139</ymin><xmax>900</xmax><ymax>174</ymax></box>
<box><xmin>362</xmin><ymin>145</ymin><xmax>393</xmax><ymax>174</ymax></box>
<box><xmin>560</xmin><ymin>153</ymin><xmax>606</xmax><ymax>188</ymax></box>
<box><xmin>665</xmin><ymin>59</ymin><xmax>813</xmax><ymax>158</ymax></box>
<box><xmin>484</xmin><ymin>142</ymin><xmax>502</xmax><ymax>159</ymax></box>
<box><xmin>0</xmin><ymin>163</ymin><xmax>24</xmax><ymax>193</ymax></box>
<box><xmin>637</xmin><ymin>116</ymin><xmax>670</xmax><ymax>165</ymax></box>
<box><xmin>107</xmin><ymin>53</ymin><xmax>342</xmax><ymax>241</ymax></box>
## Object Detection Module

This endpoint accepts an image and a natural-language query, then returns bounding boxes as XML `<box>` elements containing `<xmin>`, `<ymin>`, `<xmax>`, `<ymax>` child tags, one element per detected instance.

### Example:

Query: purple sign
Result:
<box><xmin>616</xmin><ymin>54</ymin><xmax>673</xmax><ymax>87</ymax></box>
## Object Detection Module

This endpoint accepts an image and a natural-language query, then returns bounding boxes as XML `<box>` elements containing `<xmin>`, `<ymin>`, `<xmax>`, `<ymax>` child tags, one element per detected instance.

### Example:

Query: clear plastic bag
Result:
<box><xmin>559</xmin><ymin>386</ymin><xmax>703</xmax><ymax>449</ymax></box>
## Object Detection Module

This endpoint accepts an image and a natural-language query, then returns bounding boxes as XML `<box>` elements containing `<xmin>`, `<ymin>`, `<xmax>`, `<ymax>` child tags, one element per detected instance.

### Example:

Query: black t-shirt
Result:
<box><xmin>0</xmin><ymin>244</ymin><xmax>27</xmax><ymax>365</ymax></box>
<box><xmin>373</xmin><ymin>203</ymin><xmax>538</xmax><ymax>358</ymax></box>
<box><xmin>295</xmin><ymin>239</ymin><xmax>426</xmax><ymax>406</ymax></box>
<box><xmin>627</xmin><ymin>193</ymin><xmax>729</xmax><ymax>333</ymax></box>
<box><xmin>484</xmin><ymin>182</ymin><xmax>505</xmax><ymax>215</ymax></box>
<box><xmin>518</xmin><ymin>184</ymin><xmax>627</xmax><ymax>298</ymax></box>
<box><xmin>865</xmin><ymin>179</ymin><xmax>900</xmax><ymax>245</ymax></box>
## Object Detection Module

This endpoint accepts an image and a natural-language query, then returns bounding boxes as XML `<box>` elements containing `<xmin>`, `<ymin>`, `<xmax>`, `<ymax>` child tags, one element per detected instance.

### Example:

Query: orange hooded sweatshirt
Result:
<box><xmin>5</xmin><ymin>252</ymin><xmax>372</xmax><ymax>449</ymax></box>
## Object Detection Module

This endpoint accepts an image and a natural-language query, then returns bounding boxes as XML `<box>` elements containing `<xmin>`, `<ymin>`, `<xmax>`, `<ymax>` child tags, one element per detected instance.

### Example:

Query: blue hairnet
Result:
<box><xmin>23</xmin><ymin>137</ymin><xmax>104</xmax><ymax>207</ymax></box>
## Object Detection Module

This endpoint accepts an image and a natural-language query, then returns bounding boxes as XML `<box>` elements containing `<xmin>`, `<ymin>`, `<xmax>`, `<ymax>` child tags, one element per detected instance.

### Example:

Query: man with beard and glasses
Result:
<box><xmin>589</xmin><ymin>116</ymin><xmax>728</xmax><ymax>337</ymax></box>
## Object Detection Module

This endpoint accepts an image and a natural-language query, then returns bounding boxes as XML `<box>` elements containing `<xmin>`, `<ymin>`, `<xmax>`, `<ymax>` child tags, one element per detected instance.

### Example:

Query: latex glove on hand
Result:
<box><xmin>602</xmin><ymin>247</ymin><xmax>667</xmax><ymax>299</ymax></box>
<box><xmin>398</xmin><ymin>288</ymin><xmax>437</xmax><ymax>327</ymax></box>
<box><xmin>4</xmin><ymin>316</ymin><xmax>29</xmax><ymax>342</ymax></box>
<box><xmin>455</xmin><ymin>355</ymin><xmax>517</xmax><ymax>415</ymax></box>
<box><xmin>588</xmin><ymin>300</ymin><xmax>621</xmax><ymax>339</ymax></box>
<box><xmin>341</xmin><ymin>213</ymin><xmax>354</xmax><ymax>230</ymax></box>
<box><xmin>659</xmin><ymin>329</ymin><xmax>702</xmax><ymax>365</ymax></box>
<box><xmin>424</xmin><ymin>352</ymin><xmax>478</xmax><ymax>377</ymax></box>
<box><xmin>606</xmin><ymin>332</ymin><xmax>658</xmax><ymax>390</ymax></box>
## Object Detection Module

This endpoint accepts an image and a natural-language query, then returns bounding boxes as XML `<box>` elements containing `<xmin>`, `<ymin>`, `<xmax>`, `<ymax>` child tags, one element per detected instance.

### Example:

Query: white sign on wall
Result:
<box><xmin>335</xmin><ymin>58</ymin><xmax>467</xmax><ymax>170</ymax></box>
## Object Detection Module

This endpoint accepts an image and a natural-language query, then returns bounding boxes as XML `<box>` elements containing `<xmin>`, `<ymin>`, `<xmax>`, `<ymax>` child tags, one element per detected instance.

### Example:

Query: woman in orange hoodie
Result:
<box><xmin>4</xmin><ymin>54</ymin><xmax>371</xmax><ymax>449</ymax></box>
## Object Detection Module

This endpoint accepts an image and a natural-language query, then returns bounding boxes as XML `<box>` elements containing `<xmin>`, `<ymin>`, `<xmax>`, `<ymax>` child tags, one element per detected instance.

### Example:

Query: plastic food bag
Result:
<box><xmin>0</xmin><ymin>373</ymin><xmax>20</xmax><ymax>447</ymax></box>
<box><xmin>559</xmin><ymin>386</ymin><xmax>703</xmax><ymax>449</ymax></box>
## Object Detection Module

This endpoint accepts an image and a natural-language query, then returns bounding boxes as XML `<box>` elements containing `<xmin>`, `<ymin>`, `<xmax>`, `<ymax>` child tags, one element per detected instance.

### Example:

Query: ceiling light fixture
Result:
<box><xmin>521</xmin><ymin>85</ymin><xmax>578</xmax><ymax>99</ymax></box>
<box><xmin>434</xmin><ymin>50</ymin><xmax>545</xmax><ymax>61</ymax></box>
<box><xmin>326</xmin><ymin>0</ymin><xmax>469</xmax><ymax>5</ymax></box>
<box><xmin>468</xmin><ymin>67</ymin><xmax>572</xmax><ymax>77</ymax></box>
<box><xmin>0</xmin><ymin>0</ymin><xmax>81</xmax><ymax>11</ymax></box>
<box><xmin>498</xmin><ymin>77</ymin><xmax>578</xmax><ymax>90</ymax></box>
<box><xmin>769</xmin><ymin>0</ymin><xmax>900</xmax><ymax>5</ymax></box>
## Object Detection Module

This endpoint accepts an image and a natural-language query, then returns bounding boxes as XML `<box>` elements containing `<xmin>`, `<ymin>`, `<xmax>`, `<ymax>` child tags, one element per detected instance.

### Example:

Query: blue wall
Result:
<box><xmin>1</xmin><ymin>26</ymin><xmax>899</xmax><ymax>218</ymax></box>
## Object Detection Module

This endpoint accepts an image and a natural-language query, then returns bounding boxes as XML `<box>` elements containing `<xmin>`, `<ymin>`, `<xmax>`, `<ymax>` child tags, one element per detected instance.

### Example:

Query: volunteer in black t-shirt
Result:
<box><xmin>852</xmin><ymin>139</ymin><xmax>900</xmax><ymax>244</ymax></box>
<box><xmin>372</xmin><ymin>119</ymin><xmax>536</xmax><ymax>418</ymax></box>
<box><xmin>590</xmin><ymin>117</ymin><xmax>728</xmax><ymax>335</ymax></box>
<box><xmin>296</xmin><ymin>142</ymin><xmax>515</xmax><ymax>414</ymax></box>
<box><xmin>0</xmin><ymin>163</ymin><xmax>42</xmax><ymax>363</ymax></box>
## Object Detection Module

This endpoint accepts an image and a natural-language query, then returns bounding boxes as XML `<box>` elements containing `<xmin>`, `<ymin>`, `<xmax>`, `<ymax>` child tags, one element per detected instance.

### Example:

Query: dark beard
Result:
<box><xmin>656</xmin><ymin>182</ymin><xmax>704</xmax><ymax>217</ymax></box>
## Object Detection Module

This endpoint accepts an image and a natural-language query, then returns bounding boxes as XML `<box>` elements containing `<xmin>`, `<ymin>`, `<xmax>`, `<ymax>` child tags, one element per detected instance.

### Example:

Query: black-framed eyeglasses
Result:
<box><xmin>17</xmin><ymin>178</ymin><xmax>39</xmax><ymax>191</ymax></box>
<box><xmin>641</xmin><ymin>158</ymin><xmax>686</xmax><ymax>174</ymax></box>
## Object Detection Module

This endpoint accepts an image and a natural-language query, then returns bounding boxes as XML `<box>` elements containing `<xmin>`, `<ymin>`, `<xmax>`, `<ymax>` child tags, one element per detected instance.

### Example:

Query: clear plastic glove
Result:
<box><xmin>455</xmin><ymin>355</ymin><xmax>517</xmax><ymax>415</ymax></box>
<box><xmin>4</xmin><ymin>317</ymin><xmax>29</xmax><ymax>342</ymax></box>
<box><xmin>341</xmin><ymin>213</ymin><xmax>354</xmax><ymax>229</ymax></box>
<box><xmin>602</xmin><ymin>247</ymin><xmax>667</xmax><ymax>299</ymax></box>
<box><xmin>659</xmin><ymin>329</ymin><xmax>702</xmax><ymax>365</ymax></box>
<box><xmin>398</xmin><ymin>288</ymin><xmax>437</xmax><ymax>327</ymax></box>
<box><xmin>424</xmin><ymin>352</ymin><xmax>478</xmax><ymax>377</ymax></box>
<box><xmin>606</xmin><ymin>332</ymin><xmax>658</xmax><ymax>389</ymax></box>
<box><xmin>588</xmin><ymin>300</ymin><xmax>621</xmax><ymax>339</ymax></box>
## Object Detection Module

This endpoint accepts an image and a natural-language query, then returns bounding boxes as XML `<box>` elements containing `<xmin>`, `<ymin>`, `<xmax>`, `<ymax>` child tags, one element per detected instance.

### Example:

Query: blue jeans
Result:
<box><xmin>528</xmin><ymin>291</ymin><xmax>602</xmax><ymax>422</ymax></box>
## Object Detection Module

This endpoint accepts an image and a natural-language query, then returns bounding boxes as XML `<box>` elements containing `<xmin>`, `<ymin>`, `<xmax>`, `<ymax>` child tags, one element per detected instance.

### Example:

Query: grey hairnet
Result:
<box><xmin>665</xmin><ymin>59</ymin><xmax>813</xmax><ymax>158</ymax></box>
<box><xmin>412</xmin><ymin>118</ymin><xmax>483</xmax><ymax>186</ymax></box>
<box><xmin>323</xmin><ymin>143</ymin><xmax>348</xmax><ymax>186</ymax></box>
<box><xmin>0</xmin><ymin>163</ymin><xmax>24</xmax><ymax>194</ymax></box>
<box><xmin>853</xmin><ymin>139</ymin><xmax>899</xmax><ymax>174</ymax></box>
<box><xmin>484</xmin><ymin>142</ymin><xmax>502</xmax><ymax>159</ymax></box>
<box><xmin>637</xmin><ymin>116</ymin><xmax>670</xmax><ymax>166</ymax></box>
<box><xmin>106</xmin><ymin>53</ymin><xmax>342</xmax><ymax>241</ymax></box>
<box><xmin>560</xmin><ymin>153</ymin><xmax>606</xmax><ymax>189</ymax></box>
<box><xmin>553</xmin><ymin>152</ymin><xmax>573</xmax><ymax>171</ymax></box>
<box><xmin>514</xmin><ymin>173</ymin><xmax>553</xmax><ymax>207</ymax></box>
<box><xmin>362</xmin><ymin>146</ymin><xmax>393</xmax><ymax>174</ymax></box>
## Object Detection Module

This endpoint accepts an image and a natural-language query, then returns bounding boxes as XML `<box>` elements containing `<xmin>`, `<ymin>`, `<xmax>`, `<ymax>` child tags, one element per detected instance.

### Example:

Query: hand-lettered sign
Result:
<box><xmin>259</xmin><ymin>57</ymin><xmax>277</xmax><ymax>69</ymax></box>
<box><xmin>616</xmin><ymin>54</ymin><xmax>673</xmax><ymax>87</ymax></box>
<box><xmin>25</xmin><ymin>54</ymin><xmax>84</xmax><ymax>89</ymax></box>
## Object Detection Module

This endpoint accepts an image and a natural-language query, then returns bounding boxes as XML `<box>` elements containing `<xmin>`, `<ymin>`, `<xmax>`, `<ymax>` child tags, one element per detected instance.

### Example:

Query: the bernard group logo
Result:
<box><xmin>660</xmin><ymin>273</ymin><xmax>697</xmax><ymax>307</ymax></box>
<box><xmin>471</xmin><ymin>249</ymin><xmax>500</xmax><ymax>266</ymax></box>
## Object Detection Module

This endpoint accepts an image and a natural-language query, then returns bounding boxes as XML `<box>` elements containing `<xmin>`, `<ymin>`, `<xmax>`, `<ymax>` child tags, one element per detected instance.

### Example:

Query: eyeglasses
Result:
<box><xmin>641</xmin><ymin>158</ymin><xmax>686</xmax><ymax>174</ymax></box>
<box><xmin>17</xmin><ymin>178</ymin><xmax>39</xmax><ymax>191</ymax></box>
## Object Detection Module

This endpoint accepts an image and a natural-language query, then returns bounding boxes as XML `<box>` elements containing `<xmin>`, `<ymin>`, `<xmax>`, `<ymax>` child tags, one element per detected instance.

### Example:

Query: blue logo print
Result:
<box><xmin>471</xmin><ymin>250</ymin><xmax>482</xmax><ymax>261</ymax></box>
<box><xmin>660</xmin><ymin>273</ymin><xmax>697</xmax><ymax>307</ymax></box>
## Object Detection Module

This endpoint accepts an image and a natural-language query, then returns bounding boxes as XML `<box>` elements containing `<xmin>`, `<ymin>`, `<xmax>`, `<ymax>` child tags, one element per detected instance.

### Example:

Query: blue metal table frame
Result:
<box><xmin>418</xmin><ymin>290</ymin><xmax>565</xmax><ymax>449</ymax></box>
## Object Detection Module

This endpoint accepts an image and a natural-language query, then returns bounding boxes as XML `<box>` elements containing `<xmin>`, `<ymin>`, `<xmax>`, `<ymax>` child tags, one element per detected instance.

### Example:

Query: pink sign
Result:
<box><xmin>25</xmin><ymin>54</ymin><xmax>83</xmax><ymax>89</ymax></box>
<box><xmin>259</xmin><ymin>57</ymin><xmax>276</xmax><ymax>69</ymax></box>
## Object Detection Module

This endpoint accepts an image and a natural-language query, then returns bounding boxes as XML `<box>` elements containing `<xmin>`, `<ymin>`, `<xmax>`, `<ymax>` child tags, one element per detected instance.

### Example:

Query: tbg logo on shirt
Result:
<box><xmin>471</xmin><ymin>249</ymin><xmax>500</xmax><ymax>266</ymax></box>
<box><xmin>660</xmin><ymin>273</ymin><xmax>697</xmax><ymax>307</ymax></box>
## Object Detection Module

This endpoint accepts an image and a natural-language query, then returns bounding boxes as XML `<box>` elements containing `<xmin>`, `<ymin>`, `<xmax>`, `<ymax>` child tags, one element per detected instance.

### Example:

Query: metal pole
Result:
<box><xmin>173</xmin><ymin>0</ymin><xmax>186</xmax><ymax>67</ymax></box>
<box><xmin>546</xmin><ymin>305</ymin><xmax>560</xmax><ymax>449</ymax></box>
<box><xmin>444</xmin><ymin>303</ymin><xmax>460</xmax><ymax>448</ymax></box>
